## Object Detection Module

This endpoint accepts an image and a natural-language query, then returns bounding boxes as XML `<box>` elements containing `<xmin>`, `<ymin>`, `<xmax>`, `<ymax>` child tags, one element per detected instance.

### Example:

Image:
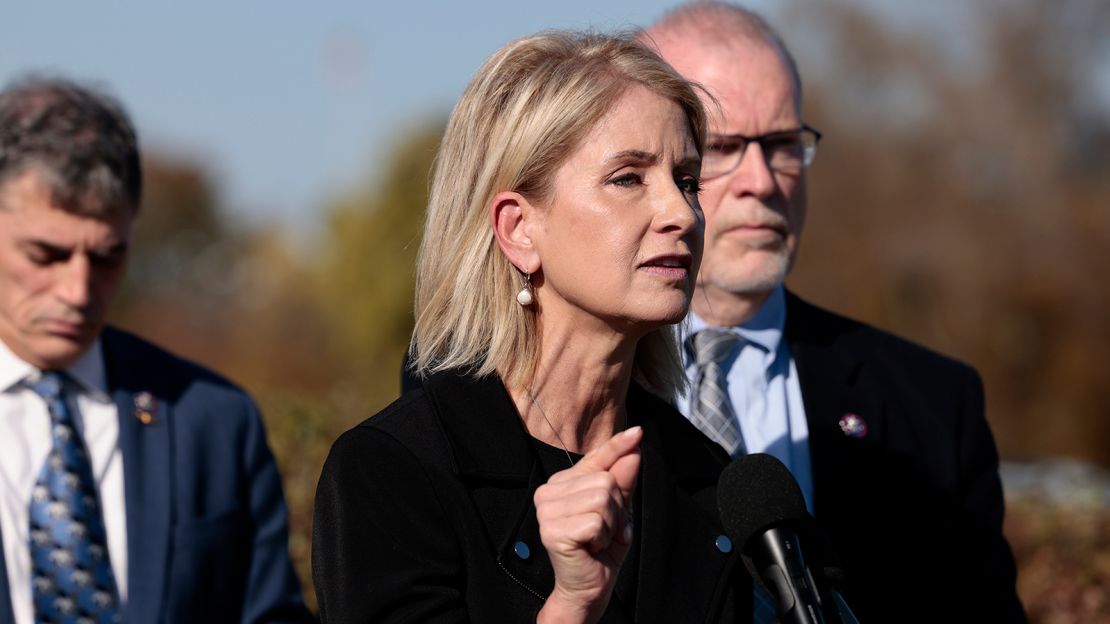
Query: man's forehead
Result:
<box><xmin>665</xmin><ymin>36</ymin><xmax>791</xmax><ymax>85</ymax></box>
<box><xmin>1</xmin><ymin>177</ymin><xmax>131</xmax><ymax>245</ymax></box>
<box><xmin>656</xmin><ymin>38</ymin><xmax>800</xmax><ymax>131</ymax></box>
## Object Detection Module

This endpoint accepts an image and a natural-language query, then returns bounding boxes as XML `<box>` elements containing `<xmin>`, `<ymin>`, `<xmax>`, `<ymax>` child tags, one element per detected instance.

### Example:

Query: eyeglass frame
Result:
<box><xmin>700</xmin><ymin>124</ymin><xmax>823</xmax><ymax>179</ymax></box>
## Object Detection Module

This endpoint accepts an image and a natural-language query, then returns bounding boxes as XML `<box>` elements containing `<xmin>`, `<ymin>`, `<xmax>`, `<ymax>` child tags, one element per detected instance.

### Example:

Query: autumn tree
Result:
<box><xmin>783</xmin><ymin>0</ymin><xmax>1110</xmax><ymax>463</ymax></box>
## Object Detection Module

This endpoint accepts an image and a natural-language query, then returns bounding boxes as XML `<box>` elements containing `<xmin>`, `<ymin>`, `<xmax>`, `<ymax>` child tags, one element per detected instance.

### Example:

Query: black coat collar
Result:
<box><xmin>421</xmin><ymin>370</ymin><xmax>729</xmax><ymax>482</ymax></box>
<box><xmin>419</xmin><ymin>370</ymin><xmax>745</xmax><ymax>622</ymax></box>
<box><xmin>422</xmin><ymin>369</ymin><xmax>536</xmax><ymax>481</ymax></box>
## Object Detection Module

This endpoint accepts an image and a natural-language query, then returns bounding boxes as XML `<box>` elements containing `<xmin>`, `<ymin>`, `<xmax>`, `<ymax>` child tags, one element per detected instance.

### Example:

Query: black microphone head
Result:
<box><xmin>717</xmin><ymin>453</ymin><xmax>809</xmax><ymax>550</ymax></box>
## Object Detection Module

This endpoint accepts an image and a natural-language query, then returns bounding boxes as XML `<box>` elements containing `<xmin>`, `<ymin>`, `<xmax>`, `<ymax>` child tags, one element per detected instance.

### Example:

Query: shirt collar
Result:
<box><xmin>0</xmin><ymin>338</ymin><xmax>35</xmax><ymax>393</ymax></box>
<box><xmin>0</xmin><ymin>337</ymin><xmax>109</xmax><ymax>398</ymax></box>
<box><xmin>68</xmin><ymin>339</ymin><xmax>109</xmax><ymax>398</ymax></box>
<box><xmin>686</xmin><ymin>284</ymin><xmax>787</xmax><ymax>356</ymax></box>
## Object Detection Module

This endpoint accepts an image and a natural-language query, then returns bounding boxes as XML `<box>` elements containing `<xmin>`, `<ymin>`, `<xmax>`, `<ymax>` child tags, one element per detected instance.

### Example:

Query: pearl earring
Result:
<box><xmin>516</xmin><ymin>272</ymin><xmax>534</xmax><ymax>306</ymax></box>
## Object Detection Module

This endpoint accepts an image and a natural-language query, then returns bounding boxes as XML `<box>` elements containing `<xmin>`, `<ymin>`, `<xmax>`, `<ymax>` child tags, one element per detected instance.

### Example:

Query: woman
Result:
<box><xmin>313</xmin><ymin>30</ymin><xmax>751</xmax><ymax>623</ymax></box>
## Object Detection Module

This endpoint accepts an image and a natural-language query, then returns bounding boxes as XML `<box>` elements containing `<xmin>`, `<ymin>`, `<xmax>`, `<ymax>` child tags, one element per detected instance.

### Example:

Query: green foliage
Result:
<box><xmin>315</xmin><ymin>124</ymin><xmax>444</xmax><ymax>391</ymax></box>
<box><xmin>258</xmin><ymin>393</ymin><xmax>353</xmax><ymax>615</ymax></box>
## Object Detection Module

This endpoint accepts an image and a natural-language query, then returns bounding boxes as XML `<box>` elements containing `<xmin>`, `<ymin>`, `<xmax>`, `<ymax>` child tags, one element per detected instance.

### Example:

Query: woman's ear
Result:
<box><xmin>491</xmin><ymin>191</ymin><xmax>540</xmax><ymax>274</ymax></box>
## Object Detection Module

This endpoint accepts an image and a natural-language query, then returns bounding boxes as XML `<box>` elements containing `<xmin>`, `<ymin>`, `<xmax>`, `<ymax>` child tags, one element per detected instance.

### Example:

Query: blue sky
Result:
<box><xmin>0</xmin><ymin>1</ymin><xmax>1027</xmax><ymax>230</ymax></box>
<box><xmin>6</xmin><ymin>1</ymin><xmax>761</xmax><ymax>228</ymax></box>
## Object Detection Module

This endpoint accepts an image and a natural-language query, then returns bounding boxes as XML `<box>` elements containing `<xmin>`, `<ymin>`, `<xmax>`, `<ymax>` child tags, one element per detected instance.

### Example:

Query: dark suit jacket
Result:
<box><xmin>313</xmin><ymin>370</ymin><xmax>752</xmax><ymax>623</ymax></box>
<box><xmin>785</xmin><ymin>291</ymin><xmax>1025</xmax><ymax>623</ymax></box>
<box><xmin>0</xmin><ymin>327</ymin><xmax>312</xmax><ymax>624</ymax></box>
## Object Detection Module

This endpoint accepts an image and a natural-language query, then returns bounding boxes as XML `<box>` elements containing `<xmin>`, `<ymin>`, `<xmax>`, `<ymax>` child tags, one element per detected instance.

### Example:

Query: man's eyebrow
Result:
<box><xmin>93</xmin><ymin>241</ymin><xmax>129</xmax><ymax>257</ymax></box>
<box><xmin>20</xmin><ymin>239</ymin><xmax>71</xmax><ymax>254</ymax></box>
<box><xmin>19</xmin><ymin>239</ymin><xmax>128</xmax><ymax>256</ymax></box>
<box><xmin>709</xmin><ymin>128</ymin><xmax>803</xmax><ymax>140</ymax></box>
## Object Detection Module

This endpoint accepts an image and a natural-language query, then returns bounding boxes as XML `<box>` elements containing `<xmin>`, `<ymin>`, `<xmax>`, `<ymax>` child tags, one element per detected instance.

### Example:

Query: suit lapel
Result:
<box><xmin>424</xmin><ymin>373</ymin><xmax>744</xmax><ymax>620</ymax></box>
<box><xmin>785</xmin><ymin>292</ymin><xmax>887</xmax><ymax>518</ymax></box>
<box><xmin>485</xmin><ymin>469</ymin><xmax>555</xmax><ymax>602</ymax></box>
<box><xmin>102</xmin><ymin>329</ymin><xmax>172</xmax><ymax>624</ymax></box>
<box><xmin>632</xmin><ymin>386</ymin><xmax>743</xmax><ymax>623</ymax></box>
<box><xmin>422</xmin><ymin>373</ymin><xmax>555</xmax><ymax>600</ymax></box>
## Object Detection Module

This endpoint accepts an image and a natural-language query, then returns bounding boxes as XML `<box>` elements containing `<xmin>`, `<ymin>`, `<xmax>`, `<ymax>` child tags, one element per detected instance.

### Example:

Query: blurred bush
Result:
<box><xmin>1003</xmin><ymin>461</ymin><xmax>1110</xmax><ymax>622</ymax></box>
<box><xmin>258</xmin><ymin>394</ymin><xmax>348</xmax><ymax>614</ymax></box>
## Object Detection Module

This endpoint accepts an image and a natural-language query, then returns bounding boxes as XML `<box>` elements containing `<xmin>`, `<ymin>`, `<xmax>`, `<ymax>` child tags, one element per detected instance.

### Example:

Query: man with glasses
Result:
<box><xmin>644</xmin><ymin>3</ymin><xmax>1025</xmax><ymax>622</ymax></box>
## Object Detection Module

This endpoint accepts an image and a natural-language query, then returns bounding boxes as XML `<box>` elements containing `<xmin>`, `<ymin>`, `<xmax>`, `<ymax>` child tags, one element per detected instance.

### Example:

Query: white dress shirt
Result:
<box><xmin>678</xmin><ymin>285</ymin><xmax>815</xmax><ymax>512</ymax></box>
<box><xmin>0</xmin><ymin>339</ymin><xmax>128</xmax><ymax>624</ymax></box>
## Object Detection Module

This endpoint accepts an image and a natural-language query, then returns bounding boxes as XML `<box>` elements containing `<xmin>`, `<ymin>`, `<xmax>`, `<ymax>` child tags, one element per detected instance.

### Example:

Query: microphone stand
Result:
<box><xmin>817</xmin><ymin>566</ymin><xmax>861</xmax><ymax>624</ymax></box>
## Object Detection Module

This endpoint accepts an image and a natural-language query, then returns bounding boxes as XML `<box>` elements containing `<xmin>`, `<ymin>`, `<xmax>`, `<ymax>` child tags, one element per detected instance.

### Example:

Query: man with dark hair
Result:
<box><xmin>0</xmin><ymin>77</ymin><xmax>311</xmax><ymax>624</ymax></box>
<box><xmin>643</xmin><ymin>3</ymin><xmax>1026</xmax><ymax>622</ymax></box>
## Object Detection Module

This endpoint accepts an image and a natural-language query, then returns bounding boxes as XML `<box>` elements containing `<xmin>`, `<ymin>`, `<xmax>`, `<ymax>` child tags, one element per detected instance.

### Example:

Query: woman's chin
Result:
<box><xmin>625</xmin><ymin>301</ymin><xmax>693</xmax><ymax>329</ymax></box>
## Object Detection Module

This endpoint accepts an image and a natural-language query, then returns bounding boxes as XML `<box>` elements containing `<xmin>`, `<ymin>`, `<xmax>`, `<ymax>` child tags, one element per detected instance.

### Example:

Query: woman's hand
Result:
<box><xmin>534</xmin><ymin>426</ymin><xmax>643</xmax><ymax>624</ymax></box>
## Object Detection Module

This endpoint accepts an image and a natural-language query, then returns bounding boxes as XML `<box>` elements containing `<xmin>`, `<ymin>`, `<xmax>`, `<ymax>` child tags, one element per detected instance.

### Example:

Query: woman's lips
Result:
<box><xmin>639</xmin><ymin>254</ymin><xmax>692</xmax><ymax>280</ymax></box>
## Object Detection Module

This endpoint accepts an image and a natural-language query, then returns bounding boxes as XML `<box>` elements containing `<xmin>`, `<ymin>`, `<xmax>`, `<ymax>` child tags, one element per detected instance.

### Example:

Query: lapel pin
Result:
<box><xmin>134</xmin><ymin>391</ymin><xmax>158</xmax><ymax>425</ymax></box>
<box><xmin>837</xmin><ymin>413</ymin><xmax>868</xmax><ymax>439</ymax></box>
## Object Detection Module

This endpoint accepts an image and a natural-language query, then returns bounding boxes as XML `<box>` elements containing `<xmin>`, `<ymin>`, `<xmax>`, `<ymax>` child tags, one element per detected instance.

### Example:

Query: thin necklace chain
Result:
<box><xmin>525</xmin><ymin>386</ymin><xmax>576</xmax><ymax>468</ymax></box>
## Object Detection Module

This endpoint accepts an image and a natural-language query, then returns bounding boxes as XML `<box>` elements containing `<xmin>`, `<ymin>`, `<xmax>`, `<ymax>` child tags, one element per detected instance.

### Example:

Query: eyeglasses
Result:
<box><xmin>701</xmin><ymin>124</ymin><xmax>822</xmax><ymax>179</ymax></box>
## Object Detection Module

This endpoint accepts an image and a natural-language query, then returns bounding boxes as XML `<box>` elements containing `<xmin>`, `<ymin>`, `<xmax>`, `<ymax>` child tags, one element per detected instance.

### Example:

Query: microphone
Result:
<box><xmin>717</xmin><ymin>453</ymin><xmax>829</xmax><ymax>624</ymax></box>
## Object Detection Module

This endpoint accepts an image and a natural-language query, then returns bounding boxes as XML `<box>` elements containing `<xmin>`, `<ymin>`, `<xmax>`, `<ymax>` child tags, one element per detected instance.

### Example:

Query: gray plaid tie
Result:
<box><xmin>690</xmin><ymin>329</ymin><xmax>747</xmax><ymax>456</ymax></box>
<box><xmin>690</xmin><ymin>330</ymin><xmax>779</xmax><ymax>623</ymax></box>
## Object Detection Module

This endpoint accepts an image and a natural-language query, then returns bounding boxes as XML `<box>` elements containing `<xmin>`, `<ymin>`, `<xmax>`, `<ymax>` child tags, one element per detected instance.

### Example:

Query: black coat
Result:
<box><xmin>785</xmin><ymin>292</ymin><xmax>1025</xmax><ymax>623</ymax></box>
<box><xmin>313</xmin><ymin>370</ymin><xmax>752</xmax><ymax>623</ymax></box>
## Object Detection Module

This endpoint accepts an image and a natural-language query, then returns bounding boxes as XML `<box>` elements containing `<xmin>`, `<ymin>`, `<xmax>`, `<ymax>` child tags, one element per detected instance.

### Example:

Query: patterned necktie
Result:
<box><xmin>690</xmin><ymin>329</ymin><xmax>747</xmax><ymax>456</ymax></box>
<box><xmin>690</xmin><ymin>331</ymin><xmax>779</xmax><ymax>623</ymax></box>
<box><xmin>27</xmin><ymin>371</ymin><xmax>121</xmax><ymax>624</ymax></box>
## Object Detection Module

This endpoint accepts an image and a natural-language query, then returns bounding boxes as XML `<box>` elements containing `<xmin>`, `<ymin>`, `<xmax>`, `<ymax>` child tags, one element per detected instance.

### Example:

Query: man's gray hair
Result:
<box><xmin>643</xmin><ymin>1</ymin><xmax>803</xmax><ymax>106</ymax></box>
<box><xmin>0</xmin><ymin>76</ymin><xmax>141</xmax><ymax>215</ymax></box>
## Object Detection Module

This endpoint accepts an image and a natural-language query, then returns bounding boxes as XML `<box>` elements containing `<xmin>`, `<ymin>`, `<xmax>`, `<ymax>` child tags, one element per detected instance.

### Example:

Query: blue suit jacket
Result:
<box><xmin>0</xmin><ymin>327</ymin><xmax>312</xmax><ymax>623</ymax></box>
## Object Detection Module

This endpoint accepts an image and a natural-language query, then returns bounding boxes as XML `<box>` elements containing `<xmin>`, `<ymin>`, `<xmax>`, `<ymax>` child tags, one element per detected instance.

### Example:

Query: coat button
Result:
<box><xmin>715</xmin><ymin>535</ymin><xmax>732</xmax><ymax>553</ymax></box>
<box><xmin>513</xmin><ymin>541</ymin><xmax>531</xmax><ymax>560</ymax></box>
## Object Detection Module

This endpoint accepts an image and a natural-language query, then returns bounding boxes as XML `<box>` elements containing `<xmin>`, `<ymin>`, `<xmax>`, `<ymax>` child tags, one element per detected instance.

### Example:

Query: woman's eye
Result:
<box><xmin>676</xmin><ymin>175</ymin><xmax>702</xmax><ymax>194</ymax></box>
<box><xmin>611</xmin><ymin>173</ymin><xmax>642</xmax><ymax>187</ymax></box>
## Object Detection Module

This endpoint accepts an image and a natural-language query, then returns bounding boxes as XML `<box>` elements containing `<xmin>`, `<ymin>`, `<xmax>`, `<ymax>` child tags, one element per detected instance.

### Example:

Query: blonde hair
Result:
<box><xmin>411</xmin><ymin>30</ymin><xmax>706</xmax><ymax>398</ymax></box>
